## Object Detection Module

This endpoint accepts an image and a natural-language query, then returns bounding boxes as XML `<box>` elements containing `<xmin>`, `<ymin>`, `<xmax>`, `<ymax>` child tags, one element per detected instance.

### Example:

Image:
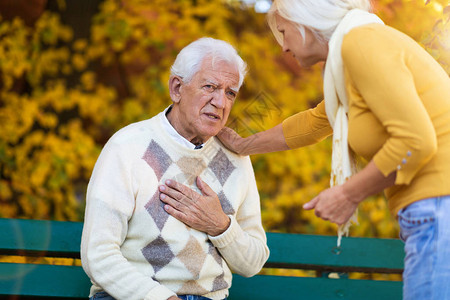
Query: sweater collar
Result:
<box><xmin>160</xmin><ymin>106</ymin><xmax>205</xmax><ymax>150</ymax></box>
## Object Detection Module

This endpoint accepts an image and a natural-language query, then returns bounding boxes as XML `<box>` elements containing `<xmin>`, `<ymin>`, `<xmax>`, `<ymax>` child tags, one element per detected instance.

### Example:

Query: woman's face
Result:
<box><xmin>275</xmin><ymin>14</ymin><xmax>328</xmax><ymax>68</ymax></box>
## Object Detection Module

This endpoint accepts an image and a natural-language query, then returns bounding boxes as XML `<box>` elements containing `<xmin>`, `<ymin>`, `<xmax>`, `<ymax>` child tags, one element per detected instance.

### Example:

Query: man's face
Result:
<box><xmin>171</xmin><ymin>57</ymin><xmax>240</xmax><ymax>144</ymax></box>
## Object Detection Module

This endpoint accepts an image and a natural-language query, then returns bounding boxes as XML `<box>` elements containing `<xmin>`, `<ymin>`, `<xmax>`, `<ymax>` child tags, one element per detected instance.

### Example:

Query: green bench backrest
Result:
<box><xmin>232</xmin><ymin>233</ymin><xmax>404</xmax><ymax>300</ymax></box>
<box><xmin>266</xmin><ymin>232</ymin><xmax>404</xmax><ymax>273</ymax></box>
<box><xmin>0</xmin><ymin>218</ymin><xmax>82</xmax><ymax>258</ymax></box>
<box><xmin>0</xmin><ymin>218</ymin><xmax>404</xmax><ymax>299</ymax></box>
<box><xmin>0</xmin><ymin>218</ymin><xmax>89</xmax><ymax>299</ymax></box>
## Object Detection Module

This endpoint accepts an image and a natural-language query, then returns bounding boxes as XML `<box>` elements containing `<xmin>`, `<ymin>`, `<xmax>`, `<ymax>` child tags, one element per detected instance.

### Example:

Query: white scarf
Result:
<box><xmin>323</xmin><ymin>9</ymin><xmax>384</xmax><ymax>246</ymax></box>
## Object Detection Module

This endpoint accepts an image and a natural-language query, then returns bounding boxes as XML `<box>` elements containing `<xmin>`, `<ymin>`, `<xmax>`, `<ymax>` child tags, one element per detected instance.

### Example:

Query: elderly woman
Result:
<box><xmin>217</xmin><ymin>1</ymin><xmax>450</xmax><ymax>299</ymax></box>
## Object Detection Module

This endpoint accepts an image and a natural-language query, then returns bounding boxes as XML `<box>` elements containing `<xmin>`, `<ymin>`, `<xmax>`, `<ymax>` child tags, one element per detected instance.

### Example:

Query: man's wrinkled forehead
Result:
<box><xmin>198</xmin><ymin>58</ymin><xmax>240</xmax><ymax>90</ymax></box>
<box><xmin>200</xmin><ymin>78</ymin><xmax>239</xmax><ymax>93</ymax></box>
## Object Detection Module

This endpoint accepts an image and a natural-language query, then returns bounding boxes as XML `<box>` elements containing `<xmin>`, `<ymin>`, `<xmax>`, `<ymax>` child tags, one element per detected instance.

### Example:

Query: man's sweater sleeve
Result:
<box><xmin>208</xmin><ymin>157</ymin><xmax>270</xmax><ymax>277</ymax></box>
<box><xmin>80</xmin><ymin>140</ymin><xmax>176</xmax><ymax>300</ymax></box>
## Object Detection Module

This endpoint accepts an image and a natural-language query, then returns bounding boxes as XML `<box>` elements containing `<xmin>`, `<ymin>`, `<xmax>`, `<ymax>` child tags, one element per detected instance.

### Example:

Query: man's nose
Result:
<box><xmin>211</xmin><ymin>89</ymin><xmax>226</xmax><ymax>109</ymax></box>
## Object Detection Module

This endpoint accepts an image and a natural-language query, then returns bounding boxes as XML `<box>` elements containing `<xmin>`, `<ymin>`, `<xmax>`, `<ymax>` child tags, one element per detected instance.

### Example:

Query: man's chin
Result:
<box><xmin>193</xmin><ymin>123</ymin><xmax>227</xmax><ymax>141</ymax></box>
<box><xmin>204</xmin><ymin>124</ymin><xmax>224</xmax><ymax>135</ymax></box>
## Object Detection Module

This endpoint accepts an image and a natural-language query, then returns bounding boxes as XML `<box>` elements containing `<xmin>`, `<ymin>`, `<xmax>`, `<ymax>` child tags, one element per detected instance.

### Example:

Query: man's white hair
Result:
<box><xmin>267</xmin><ymin>0</ymin><xmax>372</xmax><ymax>45</ymax></box>
<box><xmin>170</xmin><ymin>37</ymin><xmax>247</xmax><ymax>88</ymax></box>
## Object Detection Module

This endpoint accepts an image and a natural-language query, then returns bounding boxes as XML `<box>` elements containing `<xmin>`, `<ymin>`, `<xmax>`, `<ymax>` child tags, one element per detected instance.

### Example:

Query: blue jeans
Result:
<box><xmin>90</xmin><ymin>292</ymin><xmax>226</xmax><ymax>300</ymax></box>
<box><xmin>89</xmin><ymin>291</ymin><xmax>115</xmax><ymax>300</ymax></box>
<box><xmin>398</xmin><ymin>196</ymin><xmax>450</xmax><ymax>300</ymax></box>
<box><xmin>178</xmin><ymin>296</ymin><xmax>227</xmax><ymax>300</ymax></box>
<box><xmin>179</xmin><ymin>296</ymin><xmax>215</xmax><ymax>300</ymax></box>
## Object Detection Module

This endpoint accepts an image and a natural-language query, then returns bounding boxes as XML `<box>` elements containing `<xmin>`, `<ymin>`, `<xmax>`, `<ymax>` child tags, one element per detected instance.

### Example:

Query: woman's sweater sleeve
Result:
<box><xmin>341</xmin><ymin>26</ymin><xmax>437</xmax><ymax>185</ymax></box>
<box><xmin>282</xmin><ymin>100</ymin><xmax>333</xmax><ymax>149</ymax></box>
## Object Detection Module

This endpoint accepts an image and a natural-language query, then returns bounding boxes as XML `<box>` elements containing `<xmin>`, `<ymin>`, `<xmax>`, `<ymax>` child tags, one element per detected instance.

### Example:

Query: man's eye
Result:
<box><xmin>227</xmin><ymin>91</ymin><xmax>236</xmax><ymax>99</ymax></box>
<box><xmin>204</xmin><ymin>85</ymin><xmax>215</xmax><ymax>91</ymax></box>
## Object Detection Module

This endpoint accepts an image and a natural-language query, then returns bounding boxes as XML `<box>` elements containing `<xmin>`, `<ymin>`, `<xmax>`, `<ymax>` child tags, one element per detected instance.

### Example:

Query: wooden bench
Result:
<box><xmin>0</xmin><ymin>218</ymin><xmax>404</xmax><ymax>299</ymax></box>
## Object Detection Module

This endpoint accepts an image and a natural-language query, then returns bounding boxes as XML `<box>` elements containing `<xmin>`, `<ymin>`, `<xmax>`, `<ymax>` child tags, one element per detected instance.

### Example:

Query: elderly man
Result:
<box><xmin>81</xmin><ymin>37</ymin><xmax>269</xmax><ymax>300</ymax></box>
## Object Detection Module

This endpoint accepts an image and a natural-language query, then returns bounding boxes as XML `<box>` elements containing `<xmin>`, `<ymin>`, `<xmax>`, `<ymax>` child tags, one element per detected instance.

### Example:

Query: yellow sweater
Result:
<box><xmin>282</xmin><ymin>24</ymin><xmax>450</xmax><ymax>216</ymax></box>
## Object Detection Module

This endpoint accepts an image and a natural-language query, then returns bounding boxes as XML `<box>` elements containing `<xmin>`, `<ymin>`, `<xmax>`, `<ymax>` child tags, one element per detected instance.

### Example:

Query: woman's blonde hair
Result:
<box><xmin>267</xmin><ymin>0</ymin><xmax>372</xmax><ymax>45</ymax></box>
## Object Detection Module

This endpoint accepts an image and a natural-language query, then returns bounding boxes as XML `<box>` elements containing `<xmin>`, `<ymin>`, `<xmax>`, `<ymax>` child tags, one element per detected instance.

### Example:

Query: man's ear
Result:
<box><xmin>169</xmin><ymin>76</ymin><xmax>182</xmax><ymax>103</ymax></box>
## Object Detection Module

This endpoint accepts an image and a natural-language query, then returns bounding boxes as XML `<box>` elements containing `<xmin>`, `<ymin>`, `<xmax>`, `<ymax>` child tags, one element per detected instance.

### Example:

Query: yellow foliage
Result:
<box><xmin>0</xmin><ymin>255</ymin><xmax>79</xmax><ymax>267</ymax></box>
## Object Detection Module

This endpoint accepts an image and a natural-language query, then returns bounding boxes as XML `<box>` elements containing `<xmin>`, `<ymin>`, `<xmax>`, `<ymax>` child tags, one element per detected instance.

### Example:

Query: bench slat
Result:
<box><xmin>0</xmin><ymin>218</ymin><xmax>82</xmax><ymax>258</ymax></box>
<box><xmin>266</xmin><ymin>232</ymin><xmax>404</xmax><ymax>273</ymax></box>
<box><xmin>0</xmin><ymin>219</ymin><xmax>404</xmax><ymax>273</ymax></box>
<box><xmin>230</xmin><ymin>274</ymin><xmax>402</xmax><ymax>300</ymax></box>
<box><xmin>0</xmin><ymin>263</ymin><xmax>402</xmax><ymax>300</ymax></box>
<box><xmin>0</xmin><ymin>263</ymin><xmax>90</xmax><ymax>298</ymax></box>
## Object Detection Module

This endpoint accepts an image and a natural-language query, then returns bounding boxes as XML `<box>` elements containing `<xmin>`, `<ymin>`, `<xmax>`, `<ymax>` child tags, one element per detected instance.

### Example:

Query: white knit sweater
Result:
<box><xmin>81</xmin><ymin>111</ymin><xmax>269</xmax><ymax>300</ymax></box>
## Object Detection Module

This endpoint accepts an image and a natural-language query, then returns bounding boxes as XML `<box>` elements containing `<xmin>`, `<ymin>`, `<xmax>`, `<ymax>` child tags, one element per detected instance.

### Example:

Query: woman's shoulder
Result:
<box><xmin>342</xmin><ymin>23</ymin><xmax>422</xmax><ymax>71</ymax></box>
<box><xmin>343</xmin><ymin>24</ymin><xmax>416</xmax><ymax>55</ymax></box>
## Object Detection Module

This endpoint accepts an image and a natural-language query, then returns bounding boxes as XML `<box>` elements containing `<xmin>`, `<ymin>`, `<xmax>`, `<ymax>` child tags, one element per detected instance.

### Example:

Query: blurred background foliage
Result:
<box><xmin>0</xmin><ymin>0</ymin><xmax>449</xmax><ymax>242</ymax></box>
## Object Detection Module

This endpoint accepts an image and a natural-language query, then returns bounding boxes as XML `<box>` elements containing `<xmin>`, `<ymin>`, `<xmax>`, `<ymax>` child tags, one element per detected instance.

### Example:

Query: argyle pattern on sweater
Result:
<box><xmin>141</xmin><ymin>140</ymin><xmax>236</xmax><ymax>294</ymax></box>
